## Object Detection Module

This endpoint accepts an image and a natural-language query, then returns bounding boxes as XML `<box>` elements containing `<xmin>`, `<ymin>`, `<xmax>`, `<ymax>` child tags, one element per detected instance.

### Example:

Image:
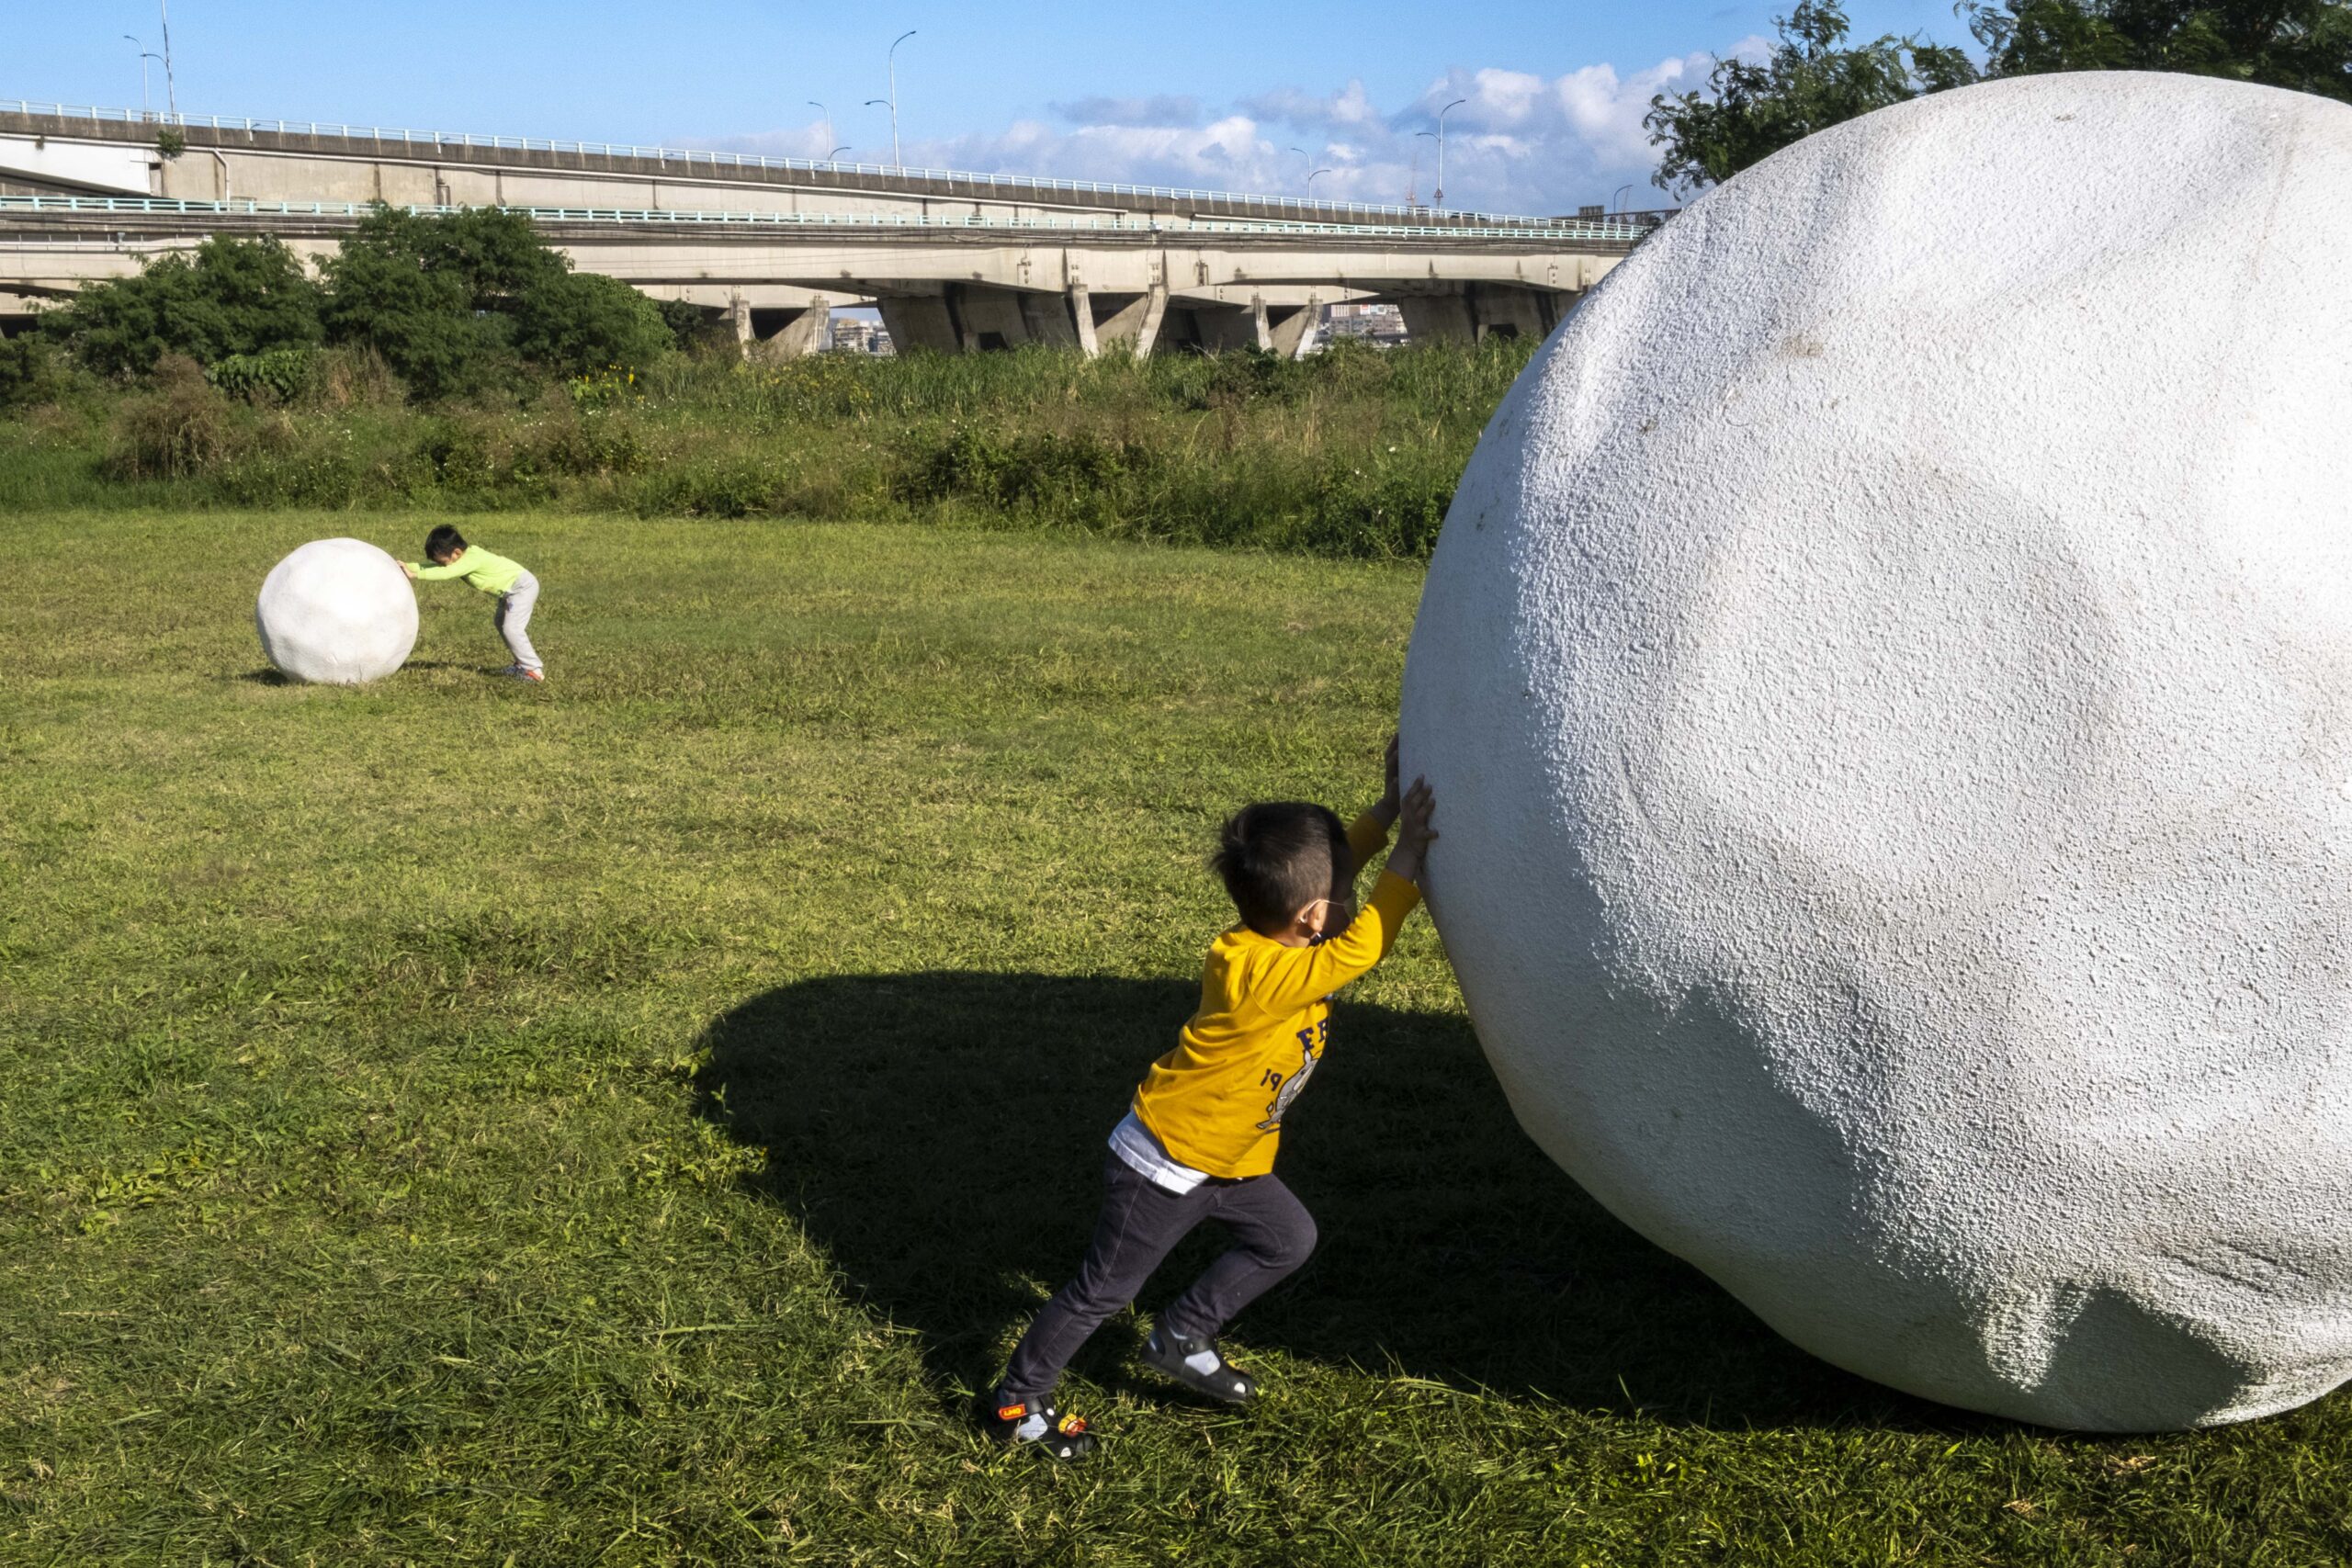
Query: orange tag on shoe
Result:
<box><xmin>1057</xmin><ymin>1414</ymin><xmax>1087</xmax><ymax>1435</ymax></box>
<box><xmin>996</xmin><ymin>1403</ymin><xmax>1028</xmax><ymax>1422</ymax></box>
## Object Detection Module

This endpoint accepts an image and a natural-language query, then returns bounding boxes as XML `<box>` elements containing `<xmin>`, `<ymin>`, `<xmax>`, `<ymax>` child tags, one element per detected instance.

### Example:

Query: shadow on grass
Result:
<box><xmin>228</xmin><ymin>660</ymin><xmax>490</xmax><ymax>685</ymax></box>
<box><xmin>695</xmin><ymin>971</ymin><xmax>1985</xmax><ymax>1434</ymax></box>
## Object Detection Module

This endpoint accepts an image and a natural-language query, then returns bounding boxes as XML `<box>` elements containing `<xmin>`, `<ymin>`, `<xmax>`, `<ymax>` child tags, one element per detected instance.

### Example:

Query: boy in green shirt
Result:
<box><xmin>403</xmin><ymin>525</ymin><xmax>545</xmax><ymax>682</ymax></box>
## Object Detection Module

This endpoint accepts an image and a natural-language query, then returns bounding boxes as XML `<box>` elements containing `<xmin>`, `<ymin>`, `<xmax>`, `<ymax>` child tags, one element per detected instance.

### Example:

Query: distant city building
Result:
<box><xmin>1322</xmin><ymin>301</ymin><xmax>1408</xmax><ymax>347</ymax></box>
<box><xmin>828</xmin><ymin>317</ymin><xmax>894</xmax><ymax>355</ymax></box>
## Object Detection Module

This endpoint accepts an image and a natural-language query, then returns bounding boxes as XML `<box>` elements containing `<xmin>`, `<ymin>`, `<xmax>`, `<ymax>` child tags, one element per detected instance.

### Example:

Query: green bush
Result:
<box><xmin>44</xmin><ymin>235</ymin><xmax>322</xmax><ymax>378</ymax></box>
<box><xmin>0</xmin><ymin>333</ymin><xmax>69</xmax><ymax>411</ymax></box>
<box><xmin>4</xmin><ymin>336</ymin><xmax>1542</xmax><ymax>559</ymax></box>
<box><xmin>209</xmin><ymin>346</ymin><xmax>318</xmax><ymax>404</ymax></box>
<box><xmin>105</xmin><ymin>355</ymin><xmax>238</xmax><ymax>480</ymax></box>
<box><xmin>321</xmin><ymin>206</ymin><xmax>675</xmax><ymax>400</ymax></box>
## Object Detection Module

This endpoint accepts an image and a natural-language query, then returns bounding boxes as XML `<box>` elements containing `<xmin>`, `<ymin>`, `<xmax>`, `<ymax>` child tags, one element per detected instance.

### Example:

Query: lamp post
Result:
<box><xmin>828</xmin><ymin>145</ymin><xmax>852</xmax><ymax>164</ymax></box>
<box><xmin>1430</xmin><ymin>96</ymin><xmax>1466</xmax><ymax>208</ymax></box>
<box><xmin>808</xmin><ymin>101</ymin><xmax>834</xmax><ymax>164</ymax></box>
<box><xmin>877</xmin><ymin>28</ymin><xmax>915</xmax><ymax>168</ymax></box>
<box><xmin>123</xmin><ymin>36</ymin><xmax>164</xmax><ymax>118</ymax></box>
<box><xmin>159</xmin><ymin>0</ymin><xmax>178</xmax><ymax>120</ymax></box>
<box><xmin>1611</xmin><ymin>182</ymin><xmax>1634</xmax><ymax>215</ymax></box>
<box><xmin>1306</xmin><ymin>166</ymin><xmax>1333</xmax><ymax>201</ymax></box>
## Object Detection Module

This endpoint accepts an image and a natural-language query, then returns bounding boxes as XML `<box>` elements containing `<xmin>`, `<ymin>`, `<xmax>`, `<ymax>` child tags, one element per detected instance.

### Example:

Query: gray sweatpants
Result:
<box><xmin>495</xmin><ymin>570</ymin><xmax>542</xmax><ymax>673</ymax></box>
<box><xmin>998</xmin><ymin>1150</ymin><xmax>1317</xmax><ymax>1402</ymax></box>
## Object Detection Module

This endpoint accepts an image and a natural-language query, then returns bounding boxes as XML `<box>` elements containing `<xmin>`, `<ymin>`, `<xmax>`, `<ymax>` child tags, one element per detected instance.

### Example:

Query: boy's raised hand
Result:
<box><xmin>1375</xmin><ymin>733</ymin><xmax>1402</xmax><ymax>826</ymax></box>
<box><xmin>1388</xmin><ymin>776</ymin><xmax>1438</xmax><ymax>883</ymax></box>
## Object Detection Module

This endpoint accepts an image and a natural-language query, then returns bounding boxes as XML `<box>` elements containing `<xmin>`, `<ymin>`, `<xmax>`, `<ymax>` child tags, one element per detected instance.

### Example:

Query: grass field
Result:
<box><xmin>5</xmin><ymin>509</ymin><xmax>2350</xmax><ymax>1566</ymax></box>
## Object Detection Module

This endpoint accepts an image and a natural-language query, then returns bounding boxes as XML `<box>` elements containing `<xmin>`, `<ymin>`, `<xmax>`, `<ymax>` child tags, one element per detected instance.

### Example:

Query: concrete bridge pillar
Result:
<box><xmin>729</xmin><ymin>290</ymin><xmax>754</xmax><ymax>355</ymax></box>
<box><xmin>1396</xmin><ymin>294</ymin><xmax>1476</xmax><ymax>345</ymax></box>
<box><xmin>876</xmin><ymin>297</ymin><xmax>962</xmax><ymax>355</ymax></box>
<box><xmin>1398</xmin><ymin>284</ymin><xmax>1579</xmax><ymax>346</ymax></box>
<box><xmin>1091</xmin><ymin>287</ymin><xmax>1168</xmax><ymax>357</ymax></box>
<box><xmin>1267</xmin><ymin>295</ymin><xmax>1323</xmax><ymax>361</ymax></box>
<box><xmin>749</xmin><ymin>296</ymin><xmax>831</xmax><ymax>361</ymax></box>
<box><xmin>1166</xmin><ymin>297</ymin><xmax>1272</xmax><ymax>354</ymax></box>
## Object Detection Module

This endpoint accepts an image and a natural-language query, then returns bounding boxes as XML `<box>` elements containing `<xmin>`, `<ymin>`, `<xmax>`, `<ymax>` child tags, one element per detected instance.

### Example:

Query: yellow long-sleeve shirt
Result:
<box><xmin>1132</xmin><ymin>811</ymin><xmax>1423</xmax><ymax>1179</ymax></box>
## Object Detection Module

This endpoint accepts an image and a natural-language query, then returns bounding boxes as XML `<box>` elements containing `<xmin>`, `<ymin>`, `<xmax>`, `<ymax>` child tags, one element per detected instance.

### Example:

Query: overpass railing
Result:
<box><xmin>0</xmin><ymin>99</ymin><xmax>1677</xmax><ymax>231</ymax></box>
<box><xmin>0</xmin><ymin>193</ymin><xmax>1663</xmax><ymax>244</ymax></box>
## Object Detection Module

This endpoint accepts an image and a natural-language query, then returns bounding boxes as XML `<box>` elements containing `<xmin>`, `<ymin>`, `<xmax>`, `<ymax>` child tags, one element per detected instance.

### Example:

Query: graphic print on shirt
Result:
<box><xmin>1256</xmin><ymin>1017</ymin><xmax>1330</xmax><ymax>1131</ymax></box>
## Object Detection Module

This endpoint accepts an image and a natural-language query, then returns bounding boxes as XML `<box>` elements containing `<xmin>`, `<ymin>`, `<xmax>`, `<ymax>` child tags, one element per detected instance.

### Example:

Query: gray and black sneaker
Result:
<box><xmin>1141</xmin><ymin>1327</ymin><xmax>1258</xmax><ymax>1404</ymax></box>
<box><xmin>980</xmin><ymin>1391</ymin><xmax>1098</xmax><ymax>1461</ymax></box>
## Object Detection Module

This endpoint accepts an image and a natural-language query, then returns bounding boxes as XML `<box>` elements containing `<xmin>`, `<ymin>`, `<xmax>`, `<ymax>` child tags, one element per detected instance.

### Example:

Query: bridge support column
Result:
<box><xmin>1092</xmin><ymin>287</ymin><xmax>1167</xmax><ymax>357</ymax></box>
<box><xmin>1176</xmin><ymin>297</ymin><xmax>1271</xmax><ymax>354</ymax></box>
<box><xmin>729</xmin><ymin>290</ymin><xmax>754</xmax><ymax>355</ymax></box>
<box><xmin>750</xmin><ymin>296</ymin><xmax>831</xmax><ymax>361</ymax></box>
<box><xmin>1397</xmin><ymin>295</ymin><xmax>1476</xmax><ymax>345</ymax></box>
<box><xmin>1267</xmin><ymin>295</ymin><xmax>1322</xmax><ymax>361</ymax></box>
<box><xmin>876</xmin><ymin>297</ymin><xmax>962</xmax><ymax>355</ymax></box>
<box><xmin>1016</xmin><ymin>289</ymin><xmax>1081</xmax><ymax>349</ymax></box>
<box><xmin>1069</xmin><ymin>284</ymin><xmax>1100</xmax><ymax>357</ymax></box>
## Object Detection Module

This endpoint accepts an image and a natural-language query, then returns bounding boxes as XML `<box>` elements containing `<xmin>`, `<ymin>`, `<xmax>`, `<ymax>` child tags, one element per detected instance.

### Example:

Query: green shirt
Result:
<box><xmin>409</xmin><ymin>546</ymin><xmax>526</xmax><ymax>595</ymax></box>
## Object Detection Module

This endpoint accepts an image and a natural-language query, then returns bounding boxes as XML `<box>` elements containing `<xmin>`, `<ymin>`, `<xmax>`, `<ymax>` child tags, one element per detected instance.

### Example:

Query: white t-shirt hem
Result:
<box><xmin>1108</xmin><ymin>1111</ymin><xmax>1210</xmax><ymax>1195</ymax></box>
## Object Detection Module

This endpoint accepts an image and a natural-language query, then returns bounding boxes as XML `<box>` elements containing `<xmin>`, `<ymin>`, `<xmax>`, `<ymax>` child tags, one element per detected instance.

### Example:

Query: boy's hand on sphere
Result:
<box><xmin>401</xmin><ymin>562</ymin><xmax>418</xmax><ymax>580</ymax></box>
<box><xmin>1376</xmin><ymin>733</ymin><xmax>1402</xmax><ymax>825</ymax></box>
<box><xmin>1389</xmin><ymin>777</ymin><xmax>1438</xmax><ymax>883</ymax></box>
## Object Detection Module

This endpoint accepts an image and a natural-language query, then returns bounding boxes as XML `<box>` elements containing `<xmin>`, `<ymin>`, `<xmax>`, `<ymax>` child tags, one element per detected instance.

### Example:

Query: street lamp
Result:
<box><xmin>123</xmin><ymin>36</ymin><xmax>164</xmax><ymax>118</ymax></box>
<box><xmin>159</xmin><ymin>0</ymin><xmax>178</xmax><ymax>120</ymax></box>
<box><xmin>808</xmin><ymin>101</ymin><xmax>834</xmax><ymax>165</ymax></box>
<box><xmin>1306</xmin><ymin>166</ymin><xmax>1333</xmax><ymax>200</ymax></box>
<box><xmin>1429</xmin><ymin>96</ymin><xmax>1466</xmax><ymax>208</ymax></box>
<box><xmin>828</xmin><ymin>146</ymin><xmax>852</xmax><ymax>164</ymax></box>
<box><xmin>1611</xmin><ymin>182</ymin><xmax>1635</xmax><ymax>215</ymax></box>
<box><xmin>876</xmin><ymin>28</ymin><xmax>916</xmax><ymax>169</ymax></box>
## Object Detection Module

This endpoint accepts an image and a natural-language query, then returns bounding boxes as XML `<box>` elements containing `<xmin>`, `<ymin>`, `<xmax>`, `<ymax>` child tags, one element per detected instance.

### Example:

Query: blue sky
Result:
<box><xmin>11</xmin><ymin>0</ymin><xmax>1966</xmax><ymax>212</ymax></box>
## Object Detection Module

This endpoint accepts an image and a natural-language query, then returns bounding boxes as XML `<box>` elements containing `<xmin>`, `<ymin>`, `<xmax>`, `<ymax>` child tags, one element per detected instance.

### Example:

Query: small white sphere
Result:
<box><xmin>255</xmin><ymin>538</ymin><xmax>418</xmax><ymax>684</ymax></box>
<box><xmin>1402</xmin><ymin>73</ymin><xmax>2352</xmax><ymax>1429</ymax></box>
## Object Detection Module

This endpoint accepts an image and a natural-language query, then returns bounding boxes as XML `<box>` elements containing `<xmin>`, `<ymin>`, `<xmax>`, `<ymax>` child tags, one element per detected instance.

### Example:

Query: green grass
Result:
<box><xmin>4</xmin><ymin>508</ymin><xmax>2350</xmax><ymax>1566</ymax></box>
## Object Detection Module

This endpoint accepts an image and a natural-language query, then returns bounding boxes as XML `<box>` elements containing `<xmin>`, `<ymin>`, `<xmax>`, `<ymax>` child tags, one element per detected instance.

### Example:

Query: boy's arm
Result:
<box><xmin>1343</xmin><ymin>733</ymin><xmax>1403</xmax><ymax>874</ymax></box>
<box><xmin>1233</xmin><ymin>870</ymin><xmax>1423</xmax><ymax>1021</ymax></box>
<box><xmin>410</xmin><ymin>559</ymin><xmax>469</xmax><ymax>581</ymax></box>
<box><xmin>1345</xmin><ymin>809</ymin><xmax>1391</xmax><ymax>873</ymax></box>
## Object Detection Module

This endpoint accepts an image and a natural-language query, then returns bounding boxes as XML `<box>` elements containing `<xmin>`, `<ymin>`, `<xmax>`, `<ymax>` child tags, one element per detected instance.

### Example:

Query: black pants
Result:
<box><xmin>998</xmin><ymin>1150</ymin><xmax>1317</xmax><ymax>1402</ymax></box>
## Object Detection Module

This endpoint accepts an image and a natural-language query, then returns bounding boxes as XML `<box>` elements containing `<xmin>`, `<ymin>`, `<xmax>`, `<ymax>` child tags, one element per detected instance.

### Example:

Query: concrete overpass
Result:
<box><xmin>0</xmin><ymin>102</ymin><xmax>1666</xmax><ymax>355</ymax></box>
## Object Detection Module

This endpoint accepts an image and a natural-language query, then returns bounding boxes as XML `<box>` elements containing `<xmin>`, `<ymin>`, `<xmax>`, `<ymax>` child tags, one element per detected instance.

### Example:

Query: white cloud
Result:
<box><xmin>684</xmin><ymin>51</ymin><xmax>1746</xmax><ymax>214</ymax></box>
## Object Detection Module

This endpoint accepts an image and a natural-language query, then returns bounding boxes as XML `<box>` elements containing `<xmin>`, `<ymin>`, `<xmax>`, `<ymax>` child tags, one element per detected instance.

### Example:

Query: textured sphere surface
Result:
<box><xmin>1399</xmin><ymin>73</ymin><xmax>2352</xmax><ymax>1430</ymax></box>
<box><xmin>255</xmin><ymin>538</ymin><xmax>418</xmax><ymax>684</ymax></box>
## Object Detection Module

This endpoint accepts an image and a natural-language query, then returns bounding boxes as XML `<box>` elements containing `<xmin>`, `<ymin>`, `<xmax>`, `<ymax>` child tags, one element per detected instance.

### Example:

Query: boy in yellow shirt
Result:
<box><xmin>984</xmin><ymin>739</ymin><xmax>1437</xmax><ymax>1461</ymax></box>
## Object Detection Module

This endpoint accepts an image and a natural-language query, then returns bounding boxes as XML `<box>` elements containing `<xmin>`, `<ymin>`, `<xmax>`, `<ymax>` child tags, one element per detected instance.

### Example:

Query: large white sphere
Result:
<box><xmin>255</xmin><ymin>538</ymin><xmax>418</xmax><ymax>684</ymax></box>
<box><xmin>1400</xmin><ymin>73</ymin><xmax>2352</xmax><ymax>1430</ymax></box>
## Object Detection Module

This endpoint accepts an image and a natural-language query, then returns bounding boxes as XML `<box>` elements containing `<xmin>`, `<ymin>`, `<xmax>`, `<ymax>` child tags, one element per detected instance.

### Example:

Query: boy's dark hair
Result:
<box><xmin>1213</xmin><ymin>802</ymin><xmax>1350</xmax><ymax>936</ymax></box>
<box><xmin>423</xmin><ymin>525</ymin><xmax>468</xmax><ymax>560</ymax></box>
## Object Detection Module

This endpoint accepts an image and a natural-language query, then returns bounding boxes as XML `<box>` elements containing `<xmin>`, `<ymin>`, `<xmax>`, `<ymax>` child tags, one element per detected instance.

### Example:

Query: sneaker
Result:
<box><xmin>980</xmin><ymin>1392</ymin><xmax>1097</xmax><ymax>1461</ymax></box>
<box><xmin>1141</xmin><ymin>1327</ymin><xmax>1258</xmax><ymax>1404</ymax></box>
<box><xmin>511</xmin><ymin>667</ymin><xmax>545</xmax><ymax>683</ymax></box>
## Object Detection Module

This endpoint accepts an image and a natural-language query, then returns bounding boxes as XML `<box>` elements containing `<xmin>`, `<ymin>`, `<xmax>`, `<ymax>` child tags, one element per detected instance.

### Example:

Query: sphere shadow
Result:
<box><xmin>693</xmin><ymin>970</ymin><xmax>1995</xmax><ymax>1434</ymax></box>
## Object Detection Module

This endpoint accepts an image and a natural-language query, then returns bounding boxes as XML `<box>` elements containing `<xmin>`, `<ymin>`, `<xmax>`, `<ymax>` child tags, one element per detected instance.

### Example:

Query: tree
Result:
<box><xmin>41</xmin><ymin>235</ymin><xmax>322</xmax><ymax>378</ymax></box>
<box><xmin>1966</xmin><ymin>0</ymin><xmax>2352</xmax><ymax>96</ymax></box>
<box><xmin>1645</xmin><ymin>1</ymin><xmax>1978</xmax><ymax>196</ymax></box>
<box><xmin>320</xmin><ymin>205</ymin><xmax>671</xmax><ymax>399</ymax></box>
<box><xmin>1647</xmin><ymin>0</ymin><xmax>2352</xmax><ymax>193</ymax></box>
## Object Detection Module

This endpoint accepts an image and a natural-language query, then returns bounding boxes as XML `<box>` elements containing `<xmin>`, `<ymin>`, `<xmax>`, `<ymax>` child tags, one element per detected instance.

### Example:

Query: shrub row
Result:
<box><xmin>2</xmin><ymin>338</ymin><xmax>1536</xmax><ymax>559</ymax></box>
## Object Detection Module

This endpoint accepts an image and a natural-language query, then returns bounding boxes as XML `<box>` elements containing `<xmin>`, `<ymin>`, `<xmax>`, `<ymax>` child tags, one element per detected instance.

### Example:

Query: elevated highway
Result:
<box><xmin>0</xmin><ymin>103</ymin><xmax>1666</xmax><ymax>355</ymax></box>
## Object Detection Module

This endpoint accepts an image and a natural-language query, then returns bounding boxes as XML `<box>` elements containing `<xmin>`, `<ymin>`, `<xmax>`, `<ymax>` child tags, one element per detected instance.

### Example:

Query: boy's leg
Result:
<box><xmin>496</xmin><ymin>572</ymin><xmax>543</xmax><ymax>674</ymax></box>
<box><xmin>1155</xmin><ymin>1173</ymin><xmax>1317</xmax><ymax>1345</ymax></box>
<box><xmin>998</xmin><ymin>1151</ymin><xmax>1208</xmax><ymax>1402</ymax></box>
